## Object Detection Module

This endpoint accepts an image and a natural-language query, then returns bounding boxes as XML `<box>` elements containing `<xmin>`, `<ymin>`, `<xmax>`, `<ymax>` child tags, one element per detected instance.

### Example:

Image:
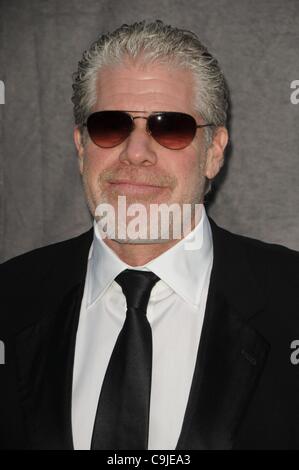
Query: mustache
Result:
<box><xmin>99</xmin><ymin>168</ymin><xmax>177</xmax><ymax>189</ymax></box>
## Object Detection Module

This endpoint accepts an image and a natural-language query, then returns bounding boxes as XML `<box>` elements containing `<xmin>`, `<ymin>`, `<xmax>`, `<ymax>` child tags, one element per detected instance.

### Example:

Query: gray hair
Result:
<box><xmin>71</xmin><ymin>20</ymin><xmax>230</xmax><ymax>193</ymax></box>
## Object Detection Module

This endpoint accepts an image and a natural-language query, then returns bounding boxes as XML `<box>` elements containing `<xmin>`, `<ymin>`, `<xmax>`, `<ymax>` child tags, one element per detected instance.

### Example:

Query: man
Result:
<box><xmin>0</xmin><ymin>20</ymin><xmax>299</xmax><ymax>450</ymax></box>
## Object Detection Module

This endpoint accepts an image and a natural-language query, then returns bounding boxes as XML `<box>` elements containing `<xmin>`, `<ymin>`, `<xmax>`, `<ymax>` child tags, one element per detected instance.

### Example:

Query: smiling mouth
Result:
<box><xmin>107</xmin><ymin>180</ymin><xmax>168</xmax><ymax>195</ymax></box>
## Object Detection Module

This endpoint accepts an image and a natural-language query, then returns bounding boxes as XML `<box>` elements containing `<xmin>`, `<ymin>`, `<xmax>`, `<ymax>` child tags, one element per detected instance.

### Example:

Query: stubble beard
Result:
<box><xmin>81</xmin><ymin>155</ymin><xmax>208</xmax><ymax>244</ymax></box>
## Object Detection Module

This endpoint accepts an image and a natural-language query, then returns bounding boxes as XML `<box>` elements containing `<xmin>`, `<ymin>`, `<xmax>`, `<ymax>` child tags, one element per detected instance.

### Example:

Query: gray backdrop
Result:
<box><xmin>0</xmin><ymin>0</ymin><xmax>298</xmax><ymax>262</ymax></box>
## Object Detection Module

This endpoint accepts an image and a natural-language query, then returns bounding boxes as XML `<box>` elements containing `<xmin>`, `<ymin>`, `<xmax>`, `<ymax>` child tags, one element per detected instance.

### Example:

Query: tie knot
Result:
<box><xmin>115</xmin><ymin>269</ymin><xmax>160</xmax><ymax>311</ymax></box>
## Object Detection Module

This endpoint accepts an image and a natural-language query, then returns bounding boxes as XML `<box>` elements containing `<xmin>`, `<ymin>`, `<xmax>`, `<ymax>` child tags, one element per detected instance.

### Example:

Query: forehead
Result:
<box><xmin>93</xmin><ymin>61</ymin><xmax>197</xmax><ymax>114</ymax></box>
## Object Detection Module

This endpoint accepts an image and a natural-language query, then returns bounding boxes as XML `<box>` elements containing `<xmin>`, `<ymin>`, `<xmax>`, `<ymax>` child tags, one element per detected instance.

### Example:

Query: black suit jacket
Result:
<box><xmin>0</xmin><ymin>217</ymin><xmax>299</xmax><ymax>450</ymax></box>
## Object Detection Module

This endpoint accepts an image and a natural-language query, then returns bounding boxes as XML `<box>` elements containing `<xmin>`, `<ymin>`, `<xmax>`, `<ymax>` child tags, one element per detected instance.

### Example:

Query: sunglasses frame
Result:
<box><xmin>83</xmin><ymin>110</ymin><xmax>215</xmax><ymax>150</ymax></box>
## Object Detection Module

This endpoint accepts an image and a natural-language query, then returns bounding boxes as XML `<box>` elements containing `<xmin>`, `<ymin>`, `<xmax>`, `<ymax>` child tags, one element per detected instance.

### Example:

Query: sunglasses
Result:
<box><xmin>83</xmin><ymin>110</ymin><xmax>214</xmax><ymax>150</ymax></box>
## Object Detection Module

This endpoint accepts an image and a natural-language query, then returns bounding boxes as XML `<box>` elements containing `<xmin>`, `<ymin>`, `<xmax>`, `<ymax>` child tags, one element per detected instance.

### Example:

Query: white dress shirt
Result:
<box><xmin>72</xmin><ymin>204</ymin><xmax>213</xmax><ymax>450</ymax></box>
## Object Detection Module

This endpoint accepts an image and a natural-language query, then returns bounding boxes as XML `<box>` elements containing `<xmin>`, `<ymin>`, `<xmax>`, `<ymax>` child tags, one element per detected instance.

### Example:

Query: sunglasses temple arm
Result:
<box><xmin>196</xmin><ymin>123</ymin><xmax>215</xmax><ymax>128</ymax></box>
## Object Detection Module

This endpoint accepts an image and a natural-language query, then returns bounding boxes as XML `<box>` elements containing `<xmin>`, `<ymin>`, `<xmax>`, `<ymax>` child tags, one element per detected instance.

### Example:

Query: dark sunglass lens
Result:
<box><xmin>149</xmin><ymin>113</ymin><xmax>196</xmax><ymax>149</ymax></box>
<box><xmin>86</xmin><ymin>111</ymin><xmax>132</xmax><ymax>148</ymax></box>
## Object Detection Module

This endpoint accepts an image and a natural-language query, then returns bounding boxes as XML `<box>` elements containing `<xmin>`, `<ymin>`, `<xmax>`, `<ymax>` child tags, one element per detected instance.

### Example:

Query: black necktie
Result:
<box><xmin>91</xmin><ymin>269</ymin><xmax>160</xmax><ymax>450</ymax></box>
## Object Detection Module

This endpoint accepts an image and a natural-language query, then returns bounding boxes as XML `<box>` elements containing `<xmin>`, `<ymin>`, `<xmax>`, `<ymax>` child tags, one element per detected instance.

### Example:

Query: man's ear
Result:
<box><xmin>204</xmin><ymin>126</ymin><xmax>229</xmax><ymax>180</ymax></box>
<box><xmin>74</xmin><ymin>126</ymin><xmax>85</xmax><ymax>175</ymax></box>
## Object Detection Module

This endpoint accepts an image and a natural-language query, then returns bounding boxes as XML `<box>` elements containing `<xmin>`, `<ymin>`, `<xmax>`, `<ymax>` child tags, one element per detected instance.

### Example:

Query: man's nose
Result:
<box><xmin>118</xmin><ymin>119</ymin><xmax>158</xmax><ymax>166</ymax></box>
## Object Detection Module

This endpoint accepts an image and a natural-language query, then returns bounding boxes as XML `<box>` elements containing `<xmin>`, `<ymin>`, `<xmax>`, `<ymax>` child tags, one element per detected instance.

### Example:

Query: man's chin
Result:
<box><xmin>106</xmin><ymin>236</ymin><xmax>178</xmax><ymax>245</ymax></box>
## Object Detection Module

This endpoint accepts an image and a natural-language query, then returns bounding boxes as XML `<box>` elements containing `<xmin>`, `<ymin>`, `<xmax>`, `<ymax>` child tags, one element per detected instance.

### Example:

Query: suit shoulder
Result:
<box><xmin>210</xmin><ymin>217</ymin><xmax>299</xmax><ymax>286</ymax></box>
<box><xmin>233</xmin><ymin>229</ymin><xmax>298</xmax><ymax>271</ymax></box>
<box><xmin>231</xmin><ymin>226</ymin><xmax>298</xmax><ymax>258</ymax></box>
<box><xmin>0</xmin><ymin>228</ymin><xmax>93</xmax><ymax>333</ymax></box>
<box><xmin>0</xmin><ymin>228</ymin><xmax>93</xmax><ymax>282</ymax></box>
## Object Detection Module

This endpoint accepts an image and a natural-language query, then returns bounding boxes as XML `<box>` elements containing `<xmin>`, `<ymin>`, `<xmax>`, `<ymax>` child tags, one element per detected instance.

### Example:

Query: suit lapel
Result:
<box><xmin>14</xmin><ymin>228</ymin><xmax>93</xmax><ymax>449</ymax></box>
<box><xmin>176</xmin><ymin>290</ymin><xmax>270</xmax><ymax>449</ymax></box>
<box><xmin>176</xmin><ymin>217</ymin><xmax>270</xmax><ymax>449</ymax></box>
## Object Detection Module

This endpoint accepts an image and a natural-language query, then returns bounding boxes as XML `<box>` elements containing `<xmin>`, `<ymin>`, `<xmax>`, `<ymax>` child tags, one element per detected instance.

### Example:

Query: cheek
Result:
<box><xmin>83</xmin><ymin>150</ymin><xmax>106</xmax><ymax>183</ymax></box>
<box><xmin>170</xmin><ymin>152</ymin><xmax>202</xmax><ymax>187</ymax></box>
<box><xmin>168</xmin><ymin>150</ymin><xmax>206</xmax><ymax>203</ymax></box>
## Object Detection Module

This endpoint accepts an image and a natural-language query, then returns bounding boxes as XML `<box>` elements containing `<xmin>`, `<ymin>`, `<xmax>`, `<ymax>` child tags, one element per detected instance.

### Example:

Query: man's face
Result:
<box><xmin>74</xmin><ymin>60</ymin><xmax>228</xmax><ymax>241</ymax></box>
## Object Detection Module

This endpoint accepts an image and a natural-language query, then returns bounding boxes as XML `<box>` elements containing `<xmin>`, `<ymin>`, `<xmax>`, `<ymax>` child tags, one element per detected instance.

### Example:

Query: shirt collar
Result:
<box><xmin>87</xmin><ymin>204</ymin><xmax>213</xmax><ymax>308</ymax></box>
